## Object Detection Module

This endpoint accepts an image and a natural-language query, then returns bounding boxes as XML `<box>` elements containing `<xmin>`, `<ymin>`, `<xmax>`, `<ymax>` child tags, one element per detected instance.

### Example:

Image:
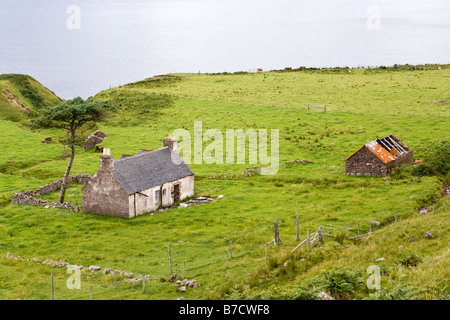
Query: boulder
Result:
<box><xmin>168</xmin><ymin>273</ymin><xmax>179</xmax><ymax>283</ymax></box>
<box><xmin>129</xmin><ymin>278</ymin><xmax>141</xmax><ymax>284</ymax></box>
<box><xmin>89</xmin><ymin>266</ymin><xmax>101</xmax><ymax>272</ymax></box>
<box><xmin>317</xmin><ymin>292</ymin><xmax>333</xmax><ymax>300</ymax></box>
<box><xmin>375</xmin><ymin>257</ymin><xmax>386</xmax><ymax>262</ymax></box>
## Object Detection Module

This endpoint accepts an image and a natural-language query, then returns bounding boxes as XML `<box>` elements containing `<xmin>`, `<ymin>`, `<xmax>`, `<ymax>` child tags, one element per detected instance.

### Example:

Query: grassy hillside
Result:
<box><xmin>0</xmin><ymin>65</ymin><xmax>448</xmax><ymax>300</ymax></box>
<box><xmin>0</xmin><ymin>74</ymin><xmax>62</xmax><ymax>121</ymax></box>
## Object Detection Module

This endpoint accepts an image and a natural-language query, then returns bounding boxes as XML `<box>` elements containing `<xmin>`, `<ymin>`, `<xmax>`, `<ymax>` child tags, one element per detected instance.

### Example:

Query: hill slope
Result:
<box><xmin>0</xmin><ymin>66</ymin><xmax>448</xmax><ymax>300</ymax></box>
<box><xmin>0</xmin><ymin>74</ymin><xmax>62</xmax><ymax>121</ymax></box>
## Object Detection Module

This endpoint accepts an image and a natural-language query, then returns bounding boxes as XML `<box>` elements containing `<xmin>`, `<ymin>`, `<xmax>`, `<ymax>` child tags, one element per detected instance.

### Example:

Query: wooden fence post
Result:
<box><xmin>358</xmin><ymin>223</ymin><xmax>360</xmax><ymax>236</ymax></box>
<box><xmin>142</xmin><ymin>275</ymin><xmax>145</xmax><ymax>293</ymax></box>
<box><xmin>114</xmin><ymin>271</ymin><xmax>117</xmax><ymax>289</ymax></box>
<box><xmin>274</xmin><ymin>218</ymin><xmax>280</xmax><ymax>245</ymax></box>
<box><xmin>346</xmin><ymin>224</ymin><xmax>348</xmax><ymax>238</ymax></box>
<box><xmin>169</xmin><ymin>243</ymin><xmax>172</xmax><ymax>274</ymax></box>
<box><xmin>296</xmin><ymin>213</ymin><xmax>299</xmax><ymax>241</ymax></box>
<box><xmin>370</xmin><ymin>221</ymin><xmax>372</xmax><ymax>233</ymax></box>
<box><xmin>319</xmin><ymin>226</ymin><xmax>323</xmax><ymax>243</ymax></box>
<box><xmin>184</xmin><ymin>262</ymin><xmax>186</xmax><ymax>279</ymax></box>
<box><xmin>276</xmin><ymin>218</ymin><xmax>280</xmax><ymax>244</ymax></box>
<box><xmin>51</xmin><ymin>270</ymin><xmax>54</xmax><ymax>301</ymax></box>
<box><xmin>90</xmin><ymin>286</ymin><xmax>93</xmax><ymax>300</ymax></box>
<box><xmin>395</xmin><ymin>211</ymin><xmax>397</xmax><ymax>223</ymax></box>
<box><xmin>226</xmin><ymin>251</ymin><xmax>228</xmax><ymax>269</ymax></box>
<box><xmin>307</xmin><ymin>229</ymin><xmax>311</xmax><ymax>247</ymax></box>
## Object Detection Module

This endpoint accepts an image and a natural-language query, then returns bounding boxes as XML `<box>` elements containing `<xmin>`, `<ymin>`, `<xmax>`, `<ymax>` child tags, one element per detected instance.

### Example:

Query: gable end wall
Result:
<box><xmin>82</xmin><ymin>169</ymin><xmax>130</xmax><ymax>218</ymax></box>
<box><xmin>345</xmin><ymin>146</ymin><xmax>387</xmax><ymax>176</ymax></box>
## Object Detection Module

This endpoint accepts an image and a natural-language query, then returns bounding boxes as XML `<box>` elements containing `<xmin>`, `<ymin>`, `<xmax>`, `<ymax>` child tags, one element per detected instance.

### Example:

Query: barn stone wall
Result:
<box><xmin>346</xmin><ymin>146</ymin><xmax>414</xmax><ymax>176</ymax></box>
<box><xmin>386</xmin><ymin>150</ymin><xmax>414</xmax><ymax>172</ymax></box>
<box><xmin>346</xmin><ymin>147</ymin><xmax>387</xmax><ymax>176</ymax></box>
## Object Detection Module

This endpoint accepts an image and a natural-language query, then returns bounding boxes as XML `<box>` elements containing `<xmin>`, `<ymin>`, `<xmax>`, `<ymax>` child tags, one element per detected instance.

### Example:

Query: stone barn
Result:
<box><xmin>345</xmin><ymin>134</ymin><xmax>414</xmax><ymax>176</ymax></box>
<box><xmin>82</xmin><ymin>135</ymin><xmax>194</xmax><ymax>218</ymax></box>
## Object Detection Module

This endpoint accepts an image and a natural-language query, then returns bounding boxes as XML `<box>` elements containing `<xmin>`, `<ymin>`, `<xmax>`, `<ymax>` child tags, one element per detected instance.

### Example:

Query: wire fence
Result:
<box><xmin>172</xmin><ymin>94</ymin><xmax>450</xmax><ymax>118</ymax></box>
<box><xmin>1</xmin><ymin>204</ymin><xmax>438</xmax><ymax>300</ymax></box>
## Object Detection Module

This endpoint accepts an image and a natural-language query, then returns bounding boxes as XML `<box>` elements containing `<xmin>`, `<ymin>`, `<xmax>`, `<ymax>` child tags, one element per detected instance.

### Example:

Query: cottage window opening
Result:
<box><xmin>154</xmin><ymin>190</ymin><xmax>160</xmax><ymax>204</ymax></box>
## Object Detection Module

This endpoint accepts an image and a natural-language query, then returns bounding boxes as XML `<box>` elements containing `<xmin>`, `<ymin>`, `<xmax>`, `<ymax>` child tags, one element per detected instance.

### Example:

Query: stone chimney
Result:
<box><xmin>100</xmin><ymin>148</ymin><xmax>114</xmax><ymax>170</ymax></box>
<box><xmin>163</xmin><ymin>133</ymin><xmax>177</xmax><ymax>152</ymax></box>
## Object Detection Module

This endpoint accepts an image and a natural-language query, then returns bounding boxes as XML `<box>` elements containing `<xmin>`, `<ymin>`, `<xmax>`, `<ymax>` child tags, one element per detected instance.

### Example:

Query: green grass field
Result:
<box><xmin>0</xmin><ymin>65</ymin><xmax>448</xmax><ymax>300</ymax></box>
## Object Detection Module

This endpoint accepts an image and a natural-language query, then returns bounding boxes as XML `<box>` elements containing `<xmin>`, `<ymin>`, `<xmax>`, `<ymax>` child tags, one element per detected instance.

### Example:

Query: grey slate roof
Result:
<box><xmin>112</xmin><ymin>147</ymin><xmax>194</xmax><ymax>195</ymax></box>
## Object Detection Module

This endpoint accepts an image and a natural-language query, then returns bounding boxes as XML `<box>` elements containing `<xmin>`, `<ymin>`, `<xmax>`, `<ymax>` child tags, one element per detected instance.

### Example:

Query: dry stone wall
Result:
<box><xmin>11</xmin><ymin>174</ymin><xmax>91</xmax><ymax>212</ymax></box>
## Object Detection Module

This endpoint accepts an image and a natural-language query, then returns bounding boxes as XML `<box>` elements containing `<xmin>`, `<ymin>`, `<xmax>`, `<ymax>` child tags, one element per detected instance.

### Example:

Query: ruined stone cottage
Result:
<box><xmin>345</xmin><ymin>134</ymin><xmax>414</xmax><ymax>176</ymax></box>
<box><xmin>82</xmin><ymin>135</ymin><xmax>194</xmax><ymax>218</ymax></box>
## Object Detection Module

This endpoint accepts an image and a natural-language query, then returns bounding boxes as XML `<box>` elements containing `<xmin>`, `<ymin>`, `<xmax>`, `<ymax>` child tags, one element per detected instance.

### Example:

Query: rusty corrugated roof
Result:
<box><xmin>365</xmin><ymin>140</ymin><xmax>396</xmax><ymax>164</ymax></box>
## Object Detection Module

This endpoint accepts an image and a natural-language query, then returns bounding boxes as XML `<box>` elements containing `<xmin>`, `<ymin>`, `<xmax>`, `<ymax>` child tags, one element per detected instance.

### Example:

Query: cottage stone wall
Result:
<box><xmin>128</xmin><ymin>175</ymin><xmax>195</xmax><ymax>217</ymax></box>
<box><xmin>129</xmin><ymin>186</ymin><xmax>159</xmax><ymax>217</ymax></box>
<box><xmin>82</xmin><ymin>155</ymin><xmax>130</xmax><ymax>218</ymax></box>
<box><xmin>346</xmin><ymin>147</ymin><xmax>387</xmax><ymax>176</ymax></box>
<box><xmin>162</xmin><ymin>175</ymin><xmax>195</xmax><ymax>208</ymax></box>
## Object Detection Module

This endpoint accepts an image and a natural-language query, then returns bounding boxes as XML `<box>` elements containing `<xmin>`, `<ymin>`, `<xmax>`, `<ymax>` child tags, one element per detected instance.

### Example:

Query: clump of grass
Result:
<box><xmin>316</xmin><ymin>267</ymin><xmax>363</xmax><ymax>299</ymax></box>
<box><xmin>396</xmin><ymin>250</ymin><xmax>423</xmax><ymax>268</ymax></box>
<box><xmin>335</xmin><ymin>231</ymin><xmax>346</xmax><ymax>245</ymax></box>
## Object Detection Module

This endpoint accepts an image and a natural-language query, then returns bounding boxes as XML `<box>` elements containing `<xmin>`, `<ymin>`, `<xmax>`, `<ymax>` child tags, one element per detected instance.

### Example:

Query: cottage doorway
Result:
<box><xmin>174</xmin><ymin>184</ymin><xmax>180</xmax><ymax>202</ymax></box>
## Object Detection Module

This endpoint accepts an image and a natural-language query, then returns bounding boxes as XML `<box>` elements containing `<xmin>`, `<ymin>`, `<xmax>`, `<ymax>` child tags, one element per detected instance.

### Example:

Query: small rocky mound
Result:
<box><xmin>429</xmin><ymin>100</ymin><xmax>448</xmax><ymax>104</ymax></box>
<box><xmin>290</xmin><ymin>159</ymin><xmax>313</xmax><ymax>164</ymax></box>
<box><xmin>424</xmin><ymin>232</ymin><xmax>434</xmax><ymax>239</ymax></box>
<box><xmin>178</xmin><ymin>195</ymin><xmax>223</xmax><ymax>208</ymax></box>
<box><xmin>175</xmin><ymin>279</ymin><xmax>201</xmax><ymax>291</ymax></box>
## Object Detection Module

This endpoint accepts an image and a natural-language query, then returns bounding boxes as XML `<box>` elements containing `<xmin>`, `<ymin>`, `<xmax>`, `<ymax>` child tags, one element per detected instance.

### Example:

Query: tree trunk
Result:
<box><xmin>59</xmin><ymin>137</ymin><xmax>75</xmax><ymax>203</ymax></box>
